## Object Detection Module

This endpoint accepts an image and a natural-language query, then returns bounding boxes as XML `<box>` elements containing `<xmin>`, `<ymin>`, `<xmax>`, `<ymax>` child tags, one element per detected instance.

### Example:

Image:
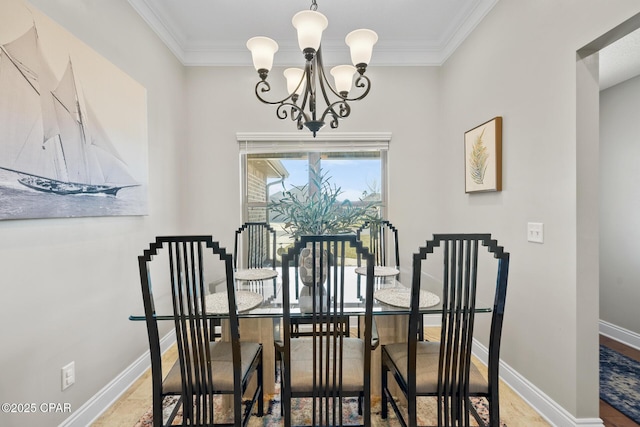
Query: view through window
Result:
<box><xmin>243</xmin><ymin>150</ymin><xmax>386</xmax><ymax>264</ymax></box>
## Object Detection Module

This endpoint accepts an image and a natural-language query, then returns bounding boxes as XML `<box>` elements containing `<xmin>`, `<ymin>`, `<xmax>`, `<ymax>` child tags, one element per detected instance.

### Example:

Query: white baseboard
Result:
<box><xmin>599</xmin><ymin>320</ymin><xmax>640</xmax><ymax>351</ymax></box>
<box><xmin>58</xmin><ymin>330</ymin><xmax>176</xmax><ymax>427</ymax></box>
<box><xmin>471</xmin><ymin>340</ymin><xmax>603</xmax><ymax>427</ymax></box>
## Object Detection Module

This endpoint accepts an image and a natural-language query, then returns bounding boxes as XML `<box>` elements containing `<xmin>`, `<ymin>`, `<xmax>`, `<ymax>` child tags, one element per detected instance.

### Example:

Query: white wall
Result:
<box><xmin>600</xmin><ymin>74</ymin><xmax>640</xmax><ymax>334</ymax></box>
<box><xmin>183</xmin><ymin>65</ymin><xmax>442</xmax><ymax>258</ymax></box>
<box><xmin>436</xmin><ymin>0</ymin><xmax>640</xmax><ymax>421</ymax></box>
<box><xmin>0</xmin><ymin>1</ymin><xmax>187</xmax><ymax>426</ymax></box>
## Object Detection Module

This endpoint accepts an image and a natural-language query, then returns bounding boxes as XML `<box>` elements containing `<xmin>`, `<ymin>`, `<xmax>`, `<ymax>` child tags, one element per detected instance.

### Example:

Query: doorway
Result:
<box><xmin>577</xmin><ymin>12</ymin><xmax>640</xmax><ymax>426</ymax></box>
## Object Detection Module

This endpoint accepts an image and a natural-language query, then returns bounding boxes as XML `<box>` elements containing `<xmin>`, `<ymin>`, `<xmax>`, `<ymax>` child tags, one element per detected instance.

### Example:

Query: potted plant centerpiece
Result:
<box><xmin>269</xmin><ymin>168</ymin><xmax>379</xmax><ymax>312</ymax></box>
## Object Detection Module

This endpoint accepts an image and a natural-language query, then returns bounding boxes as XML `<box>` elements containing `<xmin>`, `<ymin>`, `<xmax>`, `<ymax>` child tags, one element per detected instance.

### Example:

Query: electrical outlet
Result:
<box><xmin>527</xmin><ymin>222</ymin><xmax>544</xmax><ymax>243</ymax></box>
<box><xmin>61</xmin><ymin>362</ymin><xmax>75</xmax><ymax>390</ymax></box>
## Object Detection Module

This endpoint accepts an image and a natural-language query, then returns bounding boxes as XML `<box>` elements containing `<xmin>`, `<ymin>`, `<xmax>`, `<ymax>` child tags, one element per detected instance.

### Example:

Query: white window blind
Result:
<box><xmin>237</xmin><ymin>132</ymin><xmax>391</xmax><ymax>154</ymax></box>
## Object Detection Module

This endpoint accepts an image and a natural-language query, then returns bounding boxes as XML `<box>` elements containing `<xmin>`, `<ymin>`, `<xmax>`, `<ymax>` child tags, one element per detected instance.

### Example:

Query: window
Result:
<box><xmin>238</xmin><ymin>133</ymin><xmax>390</xmax><ymax>258</ymax></box>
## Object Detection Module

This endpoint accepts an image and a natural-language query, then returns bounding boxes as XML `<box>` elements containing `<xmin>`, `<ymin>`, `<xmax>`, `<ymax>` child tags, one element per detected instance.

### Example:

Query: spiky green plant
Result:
<box><xmin>269</xmin><ymin>169</ymin><xmax>378</xmax><ymax>239</ymax></box>
<box><xmin>469</xmin><ymin>128</ymin><xmax>489</xmax><ymax>184</ymax></box>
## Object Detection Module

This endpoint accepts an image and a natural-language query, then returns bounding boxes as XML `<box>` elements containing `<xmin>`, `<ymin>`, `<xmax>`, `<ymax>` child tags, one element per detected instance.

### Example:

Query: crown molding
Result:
<box><xmin>128</xmin><ymin>0</ymin><xmax>498</xmax><ymax>67</ymax></box>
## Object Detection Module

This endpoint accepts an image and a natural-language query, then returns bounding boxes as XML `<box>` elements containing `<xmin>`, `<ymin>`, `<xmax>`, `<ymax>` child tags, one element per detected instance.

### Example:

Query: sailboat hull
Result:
<box><xmin>18</xmin><ymin>175</ymin><xmax>127</xmax><ymax>196</ymax></box>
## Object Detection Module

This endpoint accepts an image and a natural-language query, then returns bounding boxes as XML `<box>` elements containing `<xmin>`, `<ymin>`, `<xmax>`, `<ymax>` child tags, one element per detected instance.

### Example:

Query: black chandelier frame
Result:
<box><xmin>253</xmin><ymin>45</ymin><xmax>372</xmax><ymax>137</ymax></box>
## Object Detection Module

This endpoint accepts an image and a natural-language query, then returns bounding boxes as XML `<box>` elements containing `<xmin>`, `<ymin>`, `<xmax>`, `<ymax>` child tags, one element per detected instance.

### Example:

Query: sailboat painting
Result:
<box><xmin>0</xmin><ymin>0</ymin><xmax>148</xmax><ymax>220</ymax></box>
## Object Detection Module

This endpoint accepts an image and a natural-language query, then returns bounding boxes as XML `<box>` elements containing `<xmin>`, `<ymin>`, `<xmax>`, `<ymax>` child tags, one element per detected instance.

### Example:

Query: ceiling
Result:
<box><xmin>599</xmin><ymin>27</ymin><xmax>640</xmax><ymax>90</ymax></box>
<box><xmin>127</xmin><ymin>0</ymin><xmax>640</xmax><ymax>89</ymax></box>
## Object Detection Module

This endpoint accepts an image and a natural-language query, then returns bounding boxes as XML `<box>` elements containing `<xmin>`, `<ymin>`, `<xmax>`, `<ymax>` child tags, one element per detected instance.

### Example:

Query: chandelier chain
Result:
<box><xmin>310</xmin><ymin>0</ymin><xmax>318</xmax><ymax>11</ymax></box>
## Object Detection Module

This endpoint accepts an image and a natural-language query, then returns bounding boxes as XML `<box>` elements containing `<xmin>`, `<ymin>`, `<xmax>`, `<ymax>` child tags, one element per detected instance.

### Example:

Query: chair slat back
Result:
<box><xmin>139</xmin><ymin>235</ymin><xmax>240</xmax><ymax>425</ymax></box>
<box><xmin>281</xmin><ymin>234</ymin><xmax>375</xmax><ymax>426</ymax></box>
<box><xmin>356</xmin><ymin>220</ymin><xmax>400</xmax><ymax>269</ymax></box>
<box><xmin>410</xmin><ymin>233</ymin><xmax>509</xmax><ymax>427</ymax></box>
<box><xmin>234</xmin><ymin>222</ymin><xmax>277</xmax><ymax>270</ymax></box>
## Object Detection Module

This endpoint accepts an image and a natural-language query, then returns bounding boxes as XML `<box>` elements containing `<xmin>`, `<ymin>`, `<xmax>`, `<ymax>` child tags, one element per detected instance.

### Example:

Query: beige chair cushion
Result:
<box><xmin>383</xmin><ymin>341</ymin><xmax>488</xmax><ymax>394</ymax></box>
<box><xmin>287</xmin><ymin>337</ymin><xmax>364</xmax><ymax>393</ymax></box>
<box><xmin>163</xmin><ymin>341</ymin><xmax>261</xmax><ymax>394</ymax></box>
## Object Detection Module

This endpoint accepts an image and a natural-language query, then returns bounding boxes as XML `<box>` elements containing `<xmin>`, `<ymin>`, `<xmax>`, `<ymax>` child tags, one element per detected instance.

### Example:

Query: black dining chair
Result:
<box><xmin>356</xmin><ymin>219</ymin><xmax>400</xmax><ymax>279</ymax></box>
<box><xmin>355</xmin><ymin>219</ymin><xmax>400</xmax><ymax>336</ymax></box>
<box><xmin>138</xmin><ymin>235</ymin><xmax>264</xmax><ymax>427</ymax></box>
<box><xmin>356</xmin><ymin>219</ymin><xmax>400</xmax><ymax>302</ymax></box>
<box><xmin>277</xmin><ymin>234</ymin><xmax>377</xmax><ymax>427</ymax></box>
<box><xmin>381</xmin><ymin>233</ymin><xmax>509</xmax><ymax>427</ymax></box>
<box><xmin>234</xmin><ymin>222</ymin><xmax>278</xmax><ymax>292</ymax></box>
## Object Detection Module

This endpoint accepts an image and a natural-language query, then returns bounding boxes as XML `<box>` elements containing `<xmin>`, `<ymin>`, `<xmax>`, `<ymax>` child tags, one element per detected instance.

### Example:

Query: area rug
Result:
<box><xmin>135</xmin><ymin>388</ymin><xmax>505</xmax><ymax>426</ymax></box>
<box><xmin>600</xmin><ymin>344</ymin><xmax>640</xmax><ymax>424</ymax></box>
<box><xmin>134</xmin><ymin>396</ymin><xmax>503</xmax><ymax>426</ymax></box>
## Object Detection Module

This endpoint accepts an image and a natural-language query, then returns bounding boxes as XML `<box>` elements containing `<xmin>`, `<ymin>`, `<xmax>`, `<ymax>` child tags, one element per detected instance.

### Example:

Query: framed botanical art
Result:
<box><xmin>464</xmin><ymin>116</ymin><xmax>502</xmax><ymax>193</ymax></box>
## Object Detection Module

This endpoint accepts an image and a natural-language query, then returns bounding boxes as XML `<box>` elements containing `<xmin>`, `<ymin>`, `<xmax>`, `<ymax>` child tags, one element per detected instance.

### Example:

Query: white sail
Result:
<box><xmin>0</xmin><ymin>31</ymin><xmax>54</xmax><ymax>178</ymax></box>
<box><xmin>3</xmin><ymin>26</ymin><xmax>60</xmax><ymax>144</ymax></box>
<box><xmin>84</xmin><ymin>102</ymin><xmax>138</xmax><ymax>185</ymax></box>
<box><xmin>52</xmin><ymin>60</ymin><xmax>90</xmax><ymax>184</ymax></box>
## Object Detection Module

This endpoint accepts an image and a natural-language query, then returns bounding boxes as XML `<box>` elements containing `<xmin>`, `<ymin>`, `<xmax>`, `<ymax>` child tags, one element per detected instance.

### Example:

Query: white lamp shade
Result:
<box><xmin>284</xmin><ymin>68</ymin><xmax>305</xmax><ymax>95</ymax></box>
<box><xmin>345</xmin><ymin>29</ymin><xmax>378</xmax><ymax>65</ymax></box>
<box><xmin>246</xmin><ymin>36</ymin><xmax>279</xmax><ymax>71</ymax></box>
<box><xmin>292</xmin><ymin>10</ymin><xmax>328</xmax><ymax>51</ymax></box>
<box><xmin>330</xmin><ymin>65</ymin><xmax>356</xmax><ymax>94</ymax></box>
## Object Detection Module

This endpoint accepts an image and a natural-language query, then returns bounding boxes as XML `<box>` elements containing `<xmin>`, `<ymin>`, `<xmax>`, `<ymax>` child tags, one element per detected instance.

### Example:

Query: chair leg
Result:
<box><xmin>283</xmin><ymin>393</ymin><xmax>291</xmax><ymax>427</ymax></box>
<box><xmin>408</xmin><ymin>393</ymin><xmax>417</xmax><ymax>427</ymax></box>
<box><xmin>234</xmin><ymin>386</ymin><xmax>243</xmax><ymax>427</ymax></box>
<box><xmin>381</xmin><ymin>355</ymin><xmax>388</xmax><ymax>419</ymax></box>
<box><xmin>257</xmin><ymin>352</ymin><xmax>264</xmax><ymax>417</ymax></box>
<box><xmin>278</xmin><ymin>357</ymin><xmax>284</xmax><ymax>417</ymax></box>
<box><xmin>152</xmin><ymin>395</ymin><xmax>162</xmax><ymax>427</ymax></box>
<box><xmin>489</xmin><ymin>393</ymin><xmax>500</xmax><ymax>427</ymax></box>
<box><xmin>364</xmin><ymin>393</ymin><xmax>371</xmax><ymax>427</ymax></box>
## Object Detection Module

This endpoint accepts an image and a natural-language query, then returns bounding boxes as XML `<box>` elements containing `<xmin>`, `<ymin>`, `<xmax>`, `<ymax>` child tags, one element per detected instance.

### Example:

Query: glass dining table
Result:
<box><xmin>129</xmin><ymin>266</ymin><xmax>492</xmax><ymax>395</ymax></box>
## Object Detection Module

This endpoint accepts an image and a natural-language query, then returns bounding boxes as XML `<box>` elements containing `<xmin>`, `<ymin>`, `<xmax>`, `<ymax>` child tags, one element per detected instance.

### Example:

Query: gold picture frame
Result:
<box><xmin>464</xmin><ymin>116</ymin><xmax>502</xmax><ymax>193</ymax></box>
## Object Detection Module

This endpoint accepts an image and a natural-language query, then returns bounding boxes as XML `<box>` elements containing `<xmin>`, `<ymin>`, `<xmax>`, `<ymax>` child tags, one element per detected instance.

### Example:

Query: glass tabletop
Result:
<box><xmin>129</xmin><ymin>266</ymin><xmax>492</xmax><ymax>321</ymax></box>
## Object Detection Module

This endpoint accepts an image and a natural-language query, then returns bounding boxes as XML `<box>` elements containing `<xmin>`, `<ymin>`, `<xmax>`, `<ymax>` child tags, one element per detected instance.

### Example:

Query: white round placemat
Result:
<box><xmin>354</xmin><ymin>266</ymin><xmax>400</xmax><ymax>277</ymax></box>
<box><xmin>234</xmin><ymin>268</ymin><xmax>278</xmax><ymax>281</ymax></box>
<box><xmin>374</xmin><ymin>287</ymin><xmax>440</xmax><ymax>309</ymax></box>
<box><xmin>205</xmin><ymin>290</ymin><xmax>264</xmax><ymax>314</ymax></box>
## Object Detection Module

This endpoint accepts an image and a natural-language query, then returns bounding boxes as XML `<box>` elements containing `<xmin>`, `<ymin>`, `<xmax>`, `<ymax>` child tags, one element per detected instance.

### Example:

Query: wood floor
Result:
<box><xmin>92</xmin><ymin>327</ymin><xmax>551</xmax><ymax>426</ymax></box>
<box><xmin>600</xmin><ymin>335</ymin><xmax>640</xmax><ymax>427</ymax></box>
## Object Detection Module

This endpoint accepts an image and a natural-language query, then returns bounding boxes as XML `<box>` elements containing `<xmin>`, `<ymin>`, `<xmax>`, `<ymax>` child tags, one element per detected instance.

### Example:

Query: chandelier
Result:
<box><xmin>246</xmin><ymin>0</ymin><xmax>377</xmax><ymax>137</ymax></box>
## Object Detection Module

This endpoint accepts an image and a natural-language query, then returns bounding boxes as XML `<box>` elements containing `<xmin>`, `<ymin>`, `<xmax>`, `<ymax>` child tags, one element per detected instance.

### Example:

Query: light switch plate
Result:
<box><xmin>527</xmin><ymin>222</ymin><xmax>544</xmax><ymax>243</ymax></box>
<box><xmin>61</xmin><ymin>361</ymin><xmax>75</xmax><ymax>390</ymax></box>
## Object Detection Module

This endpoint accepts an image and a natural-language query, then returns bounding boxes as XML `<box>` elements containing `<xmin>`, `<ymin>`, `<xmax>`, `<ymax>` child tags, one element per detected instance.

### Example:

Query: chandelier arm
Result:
<box><xmin>315</xmin><ymin>48</ymin><xmax>346</xmax><ymax>102</ymax></box>
<box><xmin>273</xmin><ymin>101</ymin><xmax>310</xmax><ymax>123</ymax></box>
<box><xmin>321</xmin><ymin>108</ymin><xmax>341</xmax><ymax>130</ymax></box>
<box><xmin>328</xmin><ymin>114</ymin><xmax>340</xmax><ymax>129</ymax></box>
<box><xmin>298</xmin><ymin>85</ymin><xmax>310</xmax><ymax>113</ymax></box>
<box><xmin>305</xmin><ymin>60</ymin><xmax>318</xmax><ymax>120</ymax></box>
<box><xmin>316</xmin><ymin>48</ymin><xmax>372</xmax><ymax>103</ymax></box>
<box><xmin>254</xmin><ymin>80</ymin><xmax>298</xmax><ymax>106</ymax></box>
<box><xmin>341</xmin><ymin>74</ymin><xmax>372</xmax><ymax>102</ymax></box>
<box><xmin>320</xmin><ymin>100</ymin><xmax>351</xmax><ymax>124</ymax></box>
<box><xmin>254</xmin><ymin>98</ymin><xmax>306</xmax><ymax>129</ymax></box>
<box><xmin>287</xmin><ymin>102</ymin><xmax>309</xmax><ymax>123</ymax></box>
